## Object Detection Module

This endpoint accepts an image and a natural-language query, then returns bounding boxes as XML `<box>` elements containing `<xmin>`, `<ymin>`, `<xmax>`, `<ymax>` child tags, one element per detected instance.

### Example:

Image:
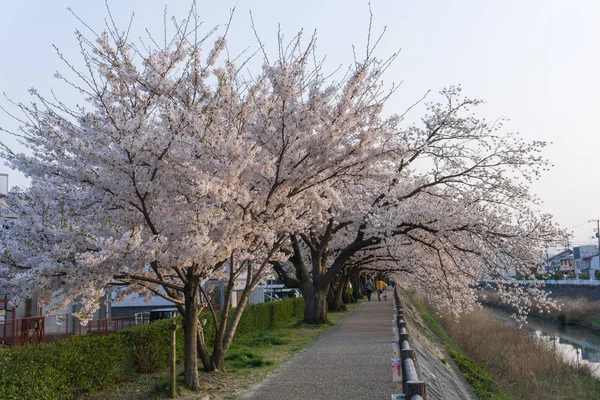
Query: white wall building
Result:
<box><xmin>573</xmin><ymin>245</ymin><xmax>600</xmax><ymax>279</ymax></box>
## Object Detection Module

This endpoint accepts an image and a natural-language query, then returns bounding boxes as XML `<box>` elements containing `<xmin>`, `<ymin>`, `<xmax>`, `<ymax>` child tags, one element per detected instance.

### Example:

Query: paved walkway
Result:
<box><xmin>241</xmin><ymin>299</ymin><xmax>398</xmax><ymax>400</ymax></box>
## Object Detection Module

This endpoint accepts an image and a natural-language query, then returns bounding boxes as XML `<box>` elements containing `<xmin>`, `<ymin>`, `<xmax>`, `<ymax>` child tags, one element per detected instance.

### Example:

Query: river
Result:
<box><xmin>486</xmin><ymin>307</ymin><xmax>600</xmax><ymax>378</ymax></box>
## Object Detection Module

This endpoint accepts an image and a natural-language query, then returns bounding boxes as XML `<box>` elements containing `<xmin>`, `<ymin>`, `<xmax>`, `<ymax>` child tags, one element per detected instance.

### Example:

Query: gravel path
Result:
<box><xmin>240</xmin><ymin>298</ymin><xmax>398</xmax><ymax>400</ymax></box>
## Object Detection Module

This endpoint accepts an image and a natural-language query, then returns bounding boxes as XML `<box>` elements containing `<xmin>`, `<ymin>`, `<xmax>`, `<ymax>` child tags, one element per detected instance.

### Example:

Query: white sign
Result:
<box><xmin>0</xmin><ymin>174</ymin><xmax>7</xmax><ymax>195</ymax></box>
<box><xmin>392</xmin><ymin>358</ymin><xmax>402</xmax><ymax>382</ymax></box>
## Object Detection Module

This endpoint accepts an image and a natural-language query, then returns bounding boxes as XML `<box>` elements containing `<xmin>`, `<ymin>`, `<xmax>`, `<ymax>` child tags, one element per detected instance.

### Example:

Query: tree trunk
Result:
<box><xmin>356</xmin><ymin>273</ymin><xmax>365</xmax><ymax>299</ymax></box>
<box><xmin>197</xmin><ymin>328</ymin><xmax>212</xmax><ymax>371</ymax></box>
<box><xmin>342</xmin><ymin>279</ymin><xmax>351</xmax><ymax>305</ymax></box>
<box><xmin>303</xmin><ymin>284</ymin><xmax>329</xmax><ymax>324</ymax></box>
<box><xmin>327</xmin><ymin>285</ymin><xmax>336</xmax><ymax>311</ymax></box>
<box><xmin>210</xmin><ymin>345</ymin><xmax>225</xmax><ymax>372</ymax></box>
<box><xmin>183</xmin><ymin>282</ymin><xmax>200</xmax><ymax>390</ymax></box>
<box><xmin>331</xmin><ymin>276</ymin><xmax>349</xmax><ymax>311</ymax></box>
<box><xmin>331</xmin><ymin>288</ymin><xmax>346</xmax><ymax>311</ymax></box>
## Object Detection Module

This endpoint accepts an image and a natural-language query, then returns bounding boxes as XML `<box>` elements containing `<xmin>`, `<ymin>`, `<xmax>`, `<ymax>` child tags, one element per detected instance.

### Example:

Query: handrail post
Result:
<box><xmin>399</xmin><ymin>327</ymin><xmax>409</xmax><ymax>343</ymax></box>
<box><xmin>407</xmin><ymin>381</ymin><xmax>427</xmax><ymax>400</ymax></box>
<box><xmin>401</xmin><ymin>344</ymin><xmax>416</xmax><ymax>393</ymax></box>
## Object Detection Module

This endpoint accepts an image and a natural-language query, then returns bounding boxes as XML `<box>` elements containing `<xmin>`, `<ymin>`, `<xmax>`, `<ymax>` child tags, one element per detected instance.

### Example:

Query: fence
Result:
<box><xmin>0</xmin><ymin>315</ymin><xmax>46</xmax><ymax>346</ymax></box>
<box><xmin>392</xmin><ymin>288</ymin><xmax>427</xmax><ymax>400</ymax></box>
<box><xmin>512</xmin><ymin>279</ymin><xmax>600</xmax><ymax>286</ymax></box>
<box><xmin>0</xmin><ymin>312</ymin><xmax>135</xmax><ymax>347</ymax></box>
<box><xmin>74</xmin><ymin>315</ymin><xmax>136</xmax><ymax>336</ymax></box>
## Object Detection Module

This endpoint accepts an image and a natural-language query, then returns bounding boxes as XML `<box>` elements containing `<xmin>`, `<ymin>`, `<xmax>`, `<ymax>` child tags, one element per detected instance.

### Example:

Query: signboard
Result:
<box><xmin>392</xmin><ymin>358</ymin><xmax>402</xmax><ymax>382</ymax></box>
<box><xmin>0</xmin><ymin>174</ymin><xmax>7</xmax><ymax>195</ymax></box>
<box><xmin>392</xmin><ymin>339</ymin><xmax>400</xmax><ymax>358</ymax></box>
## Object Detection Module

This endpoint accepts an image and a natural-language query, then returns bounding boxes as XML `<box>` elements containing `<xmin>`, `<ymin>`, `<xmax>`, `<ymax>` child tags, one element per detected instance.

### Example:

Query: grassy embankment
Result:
<box><xmin>87</xmin><ymin>301</ymin><xmax>362</xmax><ymax>400</ymax></box>
<box><xmin>411</xmin><ymin>294</ymin><xmax>600</xmax><ymax>400</ymax></box>
<box><xmin>481</xmin><ymin>290</ymin><xmax>600</xmax><ymax>331</ymax></box>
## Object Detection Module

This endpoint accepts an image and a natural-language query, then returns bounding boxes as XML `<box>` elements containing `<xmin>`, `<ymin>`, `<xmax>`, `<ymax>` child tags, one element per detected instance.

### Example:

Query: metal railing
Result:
<box><xmin>512</xmin><ymin>279</ymin><xmax>600</xmax><ymax>286</ymax></box>
<box><xmin>0</xmin><ymin>315</ymin><xmax>46</xmax><ymax>346</ymax></box>
<box><xmin>134</xmin><ymin>311</ymin><xmax>150</xmax><ymax>325</ymax></box>
<box><xmin>0</xmin><ymin>313</ymin><xmax>136</xmax><ymax>346</ymax></box>
<box><xmin>393</xmin><ymin>288</ymin><xmax>427</xmax><ymax>400</ymax></box>
<box><xmin>75</xmin><ymin>315</ymin><xmax>136</xmax><ymax>336</ymax></box>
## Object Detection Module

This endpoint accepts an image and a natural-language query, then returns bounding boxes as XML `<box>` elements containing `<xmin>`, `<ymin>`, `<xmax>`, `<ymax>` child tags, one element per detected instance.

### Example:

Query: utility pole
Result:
<box><xmin>593</xmin><ymin>219</ymin><xmax>600</xmax><ymax>252</ymax></box>
<box><xmin>589</xmin><ymin>219</ymin><xmax>600</xmax><ymax>280</ymax></box>
<box><xmin>564</xmin><ymin>230</ymin><xmax>574</xmax><ymax>279</ymax></box>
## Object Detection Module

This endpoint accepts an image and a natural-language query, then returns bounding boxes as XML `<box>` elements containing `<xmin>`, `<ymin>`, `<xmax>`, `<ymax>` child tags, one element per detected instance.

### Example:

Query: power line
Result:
<box><xmin>568</xmin><ymin>220</ymin><xmax>591</xmax><ymax>230</ymax></box>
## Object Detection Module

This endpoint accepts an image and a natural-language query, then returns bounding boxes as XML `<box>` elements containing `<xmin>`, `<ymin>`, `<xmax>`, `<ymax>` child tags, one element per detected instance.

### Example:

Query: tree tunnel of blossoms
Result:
<box><xmin>0</xmin><ymin>5</ymin><xmax>561</xmax><ymax>389</ymax></box>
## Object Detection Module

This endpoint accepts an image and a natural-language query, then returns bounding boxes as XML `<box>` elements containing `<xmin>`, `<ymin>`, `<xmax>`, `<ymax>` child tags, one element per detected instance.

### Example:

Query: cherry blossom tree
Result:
<box><xmin>0</xmin><ymin>5</ymin><xmax>404</xmax><ymax>388</ymax></box>
<box><xmin>0</xmin><ymin>3</ymin><xmax>562</xmax><ymax>389</ymax></box>
<box><xmin>273</xmin><ymin>89</ymin><xmax>562</xmax><ymax>324</ymax></box>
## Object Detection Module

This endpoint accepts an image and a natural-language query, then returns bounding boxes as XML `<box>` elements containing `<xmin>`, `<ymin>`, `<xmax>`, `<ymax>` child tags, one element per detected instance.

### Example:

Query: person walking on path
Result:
<box><xmin>376</xmin><ymin>280</ymin><xmax>388</xmax><ymax>301</ymax></box>
<box><xmin>365</xmin><ymin>278</ymin><xmax>374</xmax><ymax>301</ymax></box>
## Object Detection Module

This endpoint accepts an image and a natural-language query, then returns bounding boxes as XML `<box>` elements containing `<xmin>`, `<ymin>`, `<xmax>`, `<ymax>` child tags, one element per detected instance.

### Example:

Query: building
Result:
<box><xmin>546</xmin><ymin>249</ymin><xmax>574</xmax><ymax>274</ymax></box>
<box><xmin>573</xmin><ymin>245</ymin><xmax>600</xmax><ymax>279</ymax></box>
<box><xmin>0</xmin><ymin>173</ymin><xmax>7</xmax><ymax>208</ymax></box>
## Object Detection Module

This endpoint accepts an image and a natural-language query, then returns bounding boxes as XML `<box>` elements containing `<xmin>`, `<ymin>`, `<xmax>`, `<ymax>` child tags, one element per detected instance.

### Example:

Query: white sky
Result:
<box><xmin>1</xmin><ymin>0</ymin><xmax>599</xmax><ymax>246</ymax></box>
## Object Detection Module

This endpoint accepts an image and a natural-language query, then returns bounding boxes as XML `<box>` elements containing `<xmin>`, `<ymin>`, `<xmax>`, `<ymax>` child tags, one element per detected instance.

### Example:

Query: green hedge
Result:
<box><xmin>200</xmin><ymin>297</ymin><xmax>303</xmax><ymax>347</ymax></box>
<box><xmin>0</xmin><ymin>333</ymin><xmax>135</xmax><ymax>400</ymax></box>
<box><xmin>0</xmin><ymin>298</ymin><xmax>304</xmax><ymax>400</ymax></box>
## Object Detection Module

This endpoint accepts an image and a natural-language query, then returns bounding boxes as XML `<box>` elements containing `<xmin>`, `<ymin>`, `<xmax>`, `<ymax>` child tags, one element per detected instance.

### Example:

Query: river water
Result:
<box><xmin>486</xmin><ymin>307</ymin><xmax>600</xmax><ymax>378</ymax></box>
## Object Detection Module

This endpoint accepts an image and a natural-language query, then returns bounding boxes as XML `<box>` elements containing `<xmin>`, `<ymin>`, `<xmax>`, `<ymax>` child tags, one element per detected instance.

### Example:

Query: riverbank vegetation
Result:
<box><xmin>414</xmin><ymin>295</ymin><xmax>600</xmax><ymax>400</ymax></box>
<box><xmin>411</xmin><ymin>298</ymin><xmax>510</xmax><ymax>399</ymax></box>
<box><xmin>481</xmin><ymin>290</ymin><xmax>600</xmax><ymax>331</ymax></box>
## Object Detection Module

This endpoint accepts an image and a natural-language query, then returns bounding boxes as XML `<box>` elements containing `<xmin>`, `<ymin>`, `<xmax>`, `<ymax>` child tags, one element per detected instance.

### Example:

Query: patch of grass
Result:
<box><xmin>225</xmin><ymin>350</ymin><xmax>273</xmax><ymax>369</ymax></box>
<box><xmin>292</xmin><ymin>320</ymin><xmax>330</xmax><ymax>329</ymax></box>
<box><xmin>244</xmin><ymin>331</ymin><xmax>288</xmax><ymax>346</ymax></box>
<box><xmin>446</xmin><ymin>349</ymin><xmax>510</xmax><ymax>400</ymax></box>
<box><xmin>588</xmin><ymin>317</ymin><xmax>600</xmax><ymax>329</ymax></box>
<box><xmin>412</xmin><ymin>299</ymin><xmax>457</xmax><ymax>350</ymax></box>
<box><xmin>154</xmin><ymin>376</ymin><xmax>183</xmax><ymax>395</ymax></box>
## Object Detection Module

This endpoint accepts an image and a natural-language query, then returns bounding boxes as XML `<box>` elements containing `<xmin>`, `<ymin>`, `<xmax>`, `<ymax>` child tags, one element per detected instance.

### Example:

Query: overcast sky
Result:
<box><xmin>1</xmin><ymin>0</ymin><xmax>599</xmax><ymax>247</ymax></box>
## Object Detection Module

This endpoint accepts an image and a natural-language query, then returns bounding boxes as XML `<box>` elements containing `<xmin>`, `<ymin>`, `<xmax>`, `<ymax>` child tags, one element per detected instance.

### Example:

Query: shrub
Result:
<box><xmin>595</xmin><ymin>270</ymin><xmax>600</xmax><ymax>280</ymax></box>
<box><xmin>578</xmin><ymin>271</ymin><xmax>590</xmax><ymax>280</ymax></box>
<box><xmin>125</xmin><ymin>319</ymin><xmax>183</xmax><ymax>373</ymax></box>
<box><xmin>0</xmin><ymin>333</ymin><xmax>136</xmax><ymax>400</ymax></box>
<box><xmin>235</xmin><ymin>298</ymin><xmax>304</xmax><ymax>337</ymax></box>
<box><xmin>555</xmin><ymin>297</ymin><xmax>600</xmax><ymax>325</ymax></box>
